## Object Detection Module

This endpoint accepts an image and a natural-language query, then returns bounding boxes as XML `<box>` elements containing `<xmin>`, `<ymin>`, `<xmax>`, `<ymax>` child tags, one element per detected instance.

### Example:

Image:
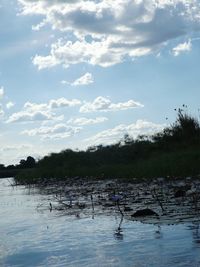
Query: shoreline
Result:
<box><xmin>21</xmin><ymin>176</ymin><xmax>200</xmax><ymax>226</ymax></box>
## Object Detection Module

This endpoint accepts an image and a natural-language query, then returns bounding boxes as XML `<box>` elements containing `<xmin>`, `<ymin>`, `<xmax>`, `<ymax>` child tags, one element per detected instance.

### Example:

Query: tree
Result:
<box><xmin>19</xmin><ymin>156</ymin><xmax>36</xmax><ymax>168</ymax></box>
<box><xmin>26</xmin><ymin>156</ymin><xmax>36</xmax><ymax>168</ymax></box>
<box><xmin>0</xmin><ymin>164</ymin><xmax>5</xmax><ymax>170</ymax></box>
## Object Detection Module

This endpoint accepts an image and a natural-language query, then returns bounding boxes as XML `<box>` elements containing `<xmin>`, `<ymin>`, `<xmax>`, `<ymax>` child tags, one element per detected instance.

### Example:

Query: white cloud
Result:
<box><xmin>18</xmin><ymin>0</ymin><xmax>200</xmax><ymax>69</ymax></box>
<box><xmin>80</xmin><ymin>96</ymin><xmax>111</xmax><ymax>113</ymax></box>
<box><xmin>33</xmin><ymin>54</ymin><xmax>59</xmax><ymax>70</ymax></box>
<box><xmin>7</xmin><ymin>110</ymin><xmax>53</xmax><ymax>123</ymax></box>
<box><xmin>6</xmin><ymin>101</ymin><xmax>15</xmax><ymax>109</ymax></box>
<box><xmin>0</xmin><ymin>86</ymin><xmax>4</xmax><ymax>117</ymax></box>
<box><xmin>172</xmin><ymin>39</ymin><xmax>192</xmax><ymax>56</ymax></box>
<box><xmin>68</xmin><ymin>116</ymin><xmax>108</xmax><ymax>126</ymax></box>
<box><xmin>0</xmin><ymin>144</ymin><xmax>36</xmax><ymax>165</ymax></box>
<box><xmin>109</xmin><ymin>100</ymin><xmax>144</xmax><ymax>110</ymax></box>
<box><xmin>86</xmin><ymin>119</ymin><xmax>165</xmax><ymax>145</ymax></box>
<box><xmin>71</xmin><ymin>72</ymin><xmax>94</xmax><ymax>86</ymax></box>
<box><xmin>0</xmin><ymin>144</ymin><xmax>33</xmax><ymax>152</ymax></box>
<box><xmin>61</xmin><ymin>80</ymin><xmax>68</xmax><ymax>85</ymax></box>
<box><xmin>80</xmin><ymin>96</ymin><xmax>144</xmax><ymax>113</ymax></box>
<box><xmin>61</xmin><ymin>73</ymin><xmax>94</xmax><ymax>86</ymax></box>
<box><xmin>7</xmin><ymin>98</ymin><xmax>81</xmax><ymax>123</ymax></box>
<box><xmin>0</xmin><ymin>104</ymin><xmax>4</xmax><ymax>117</ymax></box>
<box><xmin>32</xmin><ymin>37</ymin><xmax>146</xmax><ymax>69</ymax></box>
<box><xmin>32</xmin><ymin>19</ymin><xmax>47</xmax><ymax>31</ymax></box>
<box><xmin>0</xmin><ymin>86</ymin><xmax>4</xmax><ymax>99</ymax></box>
<box><xmin>22</xmin><ymin>123</ymin><xmax>81</xmax><ymax>140</ymax></box>
<box><xmin>49</xmin><ymin>98</ymin><xmax>81</xmax><ymax>108</ymax></box>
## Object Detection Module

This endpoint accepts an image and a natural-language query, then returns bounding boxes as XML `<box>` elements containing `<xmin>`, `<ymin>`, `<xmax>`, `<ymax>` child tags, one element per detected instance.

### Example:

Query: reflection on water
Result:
<box><xmin>114</xmin><ymin>216</ymin><xmax>124</xmax><ymax>240</ymax></box>
<box><xmin>0</xmin><ymin>178</ymin><xmax>200</xmax><ymax>267</ymax></box>
<box><xmin>154</xmin><ymin>225</ymin><xmax>163</xmax><ymax>240</ymax></box>
<box><xmin>187</xmin><ymin>223</ymin><xmax>200</xmax><ymax>245</ymax></box>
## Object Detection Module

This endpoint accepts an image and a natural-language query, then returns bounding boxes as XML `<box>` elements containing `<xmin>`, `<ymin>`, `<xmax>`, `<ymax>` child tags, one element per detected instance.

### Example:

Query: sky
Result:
<box><xmin>1</xmin><ymin>0</ymin><xmax>200</xmax><ymax>165</ymax></box>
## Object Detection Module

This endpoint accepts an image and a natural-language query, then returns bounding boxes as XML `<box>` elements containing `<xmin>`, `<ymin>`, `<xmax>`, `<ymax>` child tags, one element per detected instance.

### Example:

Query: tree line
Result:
<box><xmin>14</xmin><ymin>108</ymin><xmax>200</xmax><ymax>184</ymax></box>
<box><xmin>0</xmin><ymin>156</ymin><xmax>36</xmax><ymax>178</ymax></box>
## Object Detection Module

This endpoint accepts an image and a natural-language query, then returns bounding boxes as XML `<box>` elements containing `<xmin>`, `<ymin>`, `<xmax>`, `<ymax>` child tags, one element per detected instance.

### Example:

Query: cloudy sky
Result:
<box><xmin>1</xmin><ymin>0</ymin><xmax>200</xmax><ymax>165</ymax></box>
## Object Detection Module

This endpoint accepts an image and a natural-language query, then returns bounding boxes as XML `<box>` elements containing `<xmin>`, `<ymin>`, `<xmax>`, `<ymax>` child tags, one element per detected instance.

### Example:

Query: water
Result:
<box><xmin>0</xmin><ymin>179</ymin><xmax>200</xmax><ymax>267</ymax></box>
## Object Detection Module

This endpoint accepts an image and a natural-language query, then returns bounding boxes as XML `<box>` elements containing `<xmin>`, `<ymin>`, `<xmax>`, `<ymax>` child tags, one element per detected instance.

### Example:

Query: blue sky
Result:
<box><xmin>1</xmin><ymin>0</ymin><xmax>200</xmax><ymax>165</ymax></box>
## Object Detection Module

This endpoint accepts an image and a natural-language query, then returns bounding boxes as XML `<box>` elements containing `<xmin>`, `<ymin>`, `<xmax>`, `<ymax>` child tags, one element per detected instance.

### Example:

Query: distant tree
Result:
<box><xmin>19</xmin><ymin>156</ymin><xmax>36</xmax><ymax>168</ymax></box>
<box><xmin>0</xmin><ymin>164</ymin><xmax>5</xmax><ymax>170</ymax></box>
<box><xmin>122</xmin><ymin>134</ymin><xmax>133</xmax><ymax>145</ymax></box>
<box><xmin>7</xmin><ymin>165</ymin><xmax>15</xmax><ymax>170</ymax></box>
<box><xmin>19</xmin><ymin>159</ymin><xmax>26</xmax><ymax>168</ymax></box>
<box><xmin>26</xmin><ymin>156</ymin><xmax>36</xmax><ymax>168</ymax></box>
<box><xmin>87</xmin><ymin>146</ymin><xmax>97</xmax><ymax>152</ymax></box>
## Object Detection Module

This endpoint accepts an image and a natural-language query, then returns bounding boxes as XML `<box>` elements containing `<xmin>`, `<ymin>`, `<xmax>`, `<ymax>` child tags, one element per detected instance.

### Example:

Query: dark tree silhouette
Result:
<box><xmin>19</xmin><ymin>156</ymin><xmax>36</xmax><ymax>168</ymax></box>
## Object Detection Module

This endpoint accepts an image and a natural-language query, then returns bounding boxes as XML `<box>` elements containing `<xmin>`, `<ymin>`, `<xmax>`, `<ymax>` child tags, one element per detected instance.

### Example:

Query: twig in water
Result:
<box><xmin>151</xmin><ymin>187</ymin><xmax>165</xmax><ymax>213</ymax></box>
<box><xmin>7</xmin><ymin>179</ymin><xmax>14</xmax><ymax>187</ymax></box>
<box><xmin>116</xmin><ymin>199</ymin><xmax>124</xmax><ymax>217</ymax></box>
<box><xmin>91</xmin><ymin>194</ymin><xmax>94</xmax><ymax>212</ymax></box>
<box><xmin>49</xmin><ymin>202</ymin><xmax>52</xmax><ymax>212</ymax></box>
<box><xmin>114</xmin><ymin>213</ymin><xmax>124</xmax><ymax>240</ymax></box>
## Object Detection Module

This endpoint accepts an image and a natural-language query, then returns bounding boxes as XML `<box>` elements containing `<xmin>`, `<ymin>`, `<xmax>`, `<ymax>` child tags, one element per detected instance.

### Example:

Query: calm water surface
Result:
<box><xmin>0</xmin><ymin>178</ymin><xmax>200</xmax><ymax>267</ymax></box>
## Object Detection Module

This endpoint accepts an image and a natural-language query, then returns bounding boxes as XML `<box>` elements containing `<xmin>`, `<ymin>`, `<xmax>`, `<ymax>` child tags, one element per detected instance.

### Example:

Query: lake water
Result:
<box><xmin>0</xmin><ymin>178</ymin><xmax>200</xmax><ymax>267</ymax></box>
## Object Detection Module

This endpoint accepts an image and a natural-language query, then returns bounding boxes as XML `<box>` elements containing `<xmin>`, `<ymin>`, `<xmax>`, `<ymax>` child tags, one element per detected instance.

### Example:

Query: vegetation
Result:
<box><xmin>0</xmin><ymin>156</ymin><xmax>36</xmax><ymax>178</ymax></box>
<box><xmin>14</xmin><ymin>108</ymin><xmax>200</xmax><ymax>184</ymax></box>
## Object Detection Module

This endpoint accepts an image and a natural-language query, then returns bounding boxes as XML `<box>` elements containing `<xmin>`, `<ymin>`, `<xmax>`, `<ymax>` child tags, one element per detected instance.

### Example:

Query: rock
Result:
<box><xmin>131</xmin><ymin>208</ymin><xmax>159</xmax><ymax>217</ymax></box>
<box><xmin>174</xmin><ymin>189</ymin><xmax>186</xmax><ymax>198</ymax></box>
